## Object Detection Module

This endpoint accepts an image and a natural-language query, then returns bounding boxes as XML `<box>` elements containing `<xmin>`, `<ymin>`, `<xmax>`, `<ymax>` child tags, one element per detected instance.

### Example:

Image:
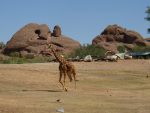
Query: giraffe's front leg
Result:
<box><xmin>63</xmin><ymin>72</ymin><xmax>68</xmax><ymax>92</ymax></box>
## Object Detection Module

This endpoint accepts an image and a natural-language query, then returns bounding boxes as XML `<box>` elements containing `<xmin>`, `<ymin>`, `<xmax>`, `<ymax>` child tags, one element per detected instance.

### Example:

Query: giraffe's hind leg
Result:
<box><xmin>72</xmin><ymin>69</ymin><xmax>77</xmax><ymax>89</ymax></box>
<box><xmin>67</xmin><ymin>71</ymin><xmax>73</xmax><ymax>82</ymax></box>
<box><xmin>59</xmin><ymin>70</ymin><xmax>65</xmax><ymax>90</ymax></box>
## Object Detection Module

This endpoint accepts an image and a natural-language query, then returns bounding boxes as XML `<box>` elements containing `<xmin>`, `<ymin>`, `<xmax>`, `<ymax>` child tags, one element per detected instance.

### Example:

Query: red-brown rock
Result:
<box><xmin>145</xmin><ymin>38</ymin><xmax>150</xmax><ymax>42</ymax></box>
<box><xmin>52</xmin><ymin>25</ymin><xmax>61</xmax><ymax>37</ymax></box>
<box><xmin>4</xmin><ymin>23</ymin><xmax>51</xmax><ymax>56</ymax></box>
<box><xmin>4</xmin><ymin>23</ymin><xmax>80</xmax><ymax>56</ymax></box>
<box><xmin>92</xmin><ymin>24</ymin><xmax>149</xmax><ymax>53</ymax></box>
<box><xmin>51</xmin><ymin>35</ymin><xmax>81</xmax><ymax>54</ymax></box>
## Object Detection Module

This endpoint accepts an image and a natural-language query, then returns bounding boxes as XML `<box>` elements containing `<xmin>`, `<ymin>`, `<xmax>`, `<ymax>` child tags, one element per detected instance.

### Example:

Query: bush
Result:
<box><xmin>9</xmin><ymin>52</ymin><xmax>20</xmax><ymax>57</ymax></box>
<box><xmin>69</xmin><ymin>44</ymin><xmax>106</xmax><ymax>58</ymax></box>
<box><xmin>0</xmin><ymin>55</ymin><xmax>3</xmax><ymax>61</ymax></box>
<box><xmin>2</xmin><ymin>57</ymin><xmax>25</xmax><ymax>64</ymax></box>
<box><xmin>117</xmin><ymin>45</ymin><xmax>125</xmax><ymax>53</ymax></box>
<box><xmin>26</xmin><ymin>56</ymin><xmax>52</xmax><ymax>63</ymax></box>
<box><xmin>132</xmin><ymin>46</ymin><xmax>150</xmax><ymax>52</ymax></box>
<box><xmin>0</xmin><ymin>55</ymin><xmax>52</xmax><ymax>64</ymax></box>
<box><xmin>24</xmin><ymin>54</ymin><xmax>35</xmax><ymax>59</ymax></box>
<box><xmin>0</xmin><ymin>42</ymin><xmax>5</xmax><ymax>49</ymax></box>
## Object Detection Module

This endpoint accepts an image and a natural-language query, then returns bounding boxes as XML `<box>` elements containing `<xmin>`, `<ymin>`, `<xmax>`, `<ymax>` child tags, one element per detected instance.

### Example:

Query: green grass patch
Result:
<box><xmin>0</xmin><ymin>56</ymin><xmax>52</xmax><ymax>64</ymax></box>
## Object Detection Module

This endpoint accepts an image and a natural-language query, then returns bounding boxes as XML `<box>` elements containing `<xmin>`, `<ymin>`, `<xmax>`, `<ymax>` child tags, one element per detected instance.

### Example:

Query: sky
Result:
<box><xmin>0</xmin><ymin>0</ymin><xmax>150</xmax><ymax>44</ymax></box>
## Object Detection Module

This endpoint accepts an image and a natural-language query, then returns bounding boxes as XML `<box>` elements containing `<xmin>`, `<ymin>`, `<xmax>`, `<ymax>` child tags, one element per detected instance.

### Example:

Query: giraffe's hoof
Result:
<box><xmin>64</xmin><ymin>88</ymin><xmax>68</xmax><ymax>92</ymax></box>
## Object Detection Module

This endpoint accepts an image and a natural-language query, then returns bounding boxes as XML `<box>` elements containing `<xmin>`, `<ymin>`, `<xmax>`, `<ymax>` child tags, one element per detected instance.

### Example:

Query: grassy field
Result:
<box><xmin>0</xmin><ymin>60</ymin><xmax>150</xmax><ymax>113</ymax></box>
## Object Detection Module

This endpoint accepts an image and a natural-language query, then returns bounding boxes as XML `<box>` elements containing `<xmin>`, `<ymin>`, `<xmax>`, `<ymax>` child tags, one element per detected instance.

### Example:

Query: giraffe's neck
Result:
<box><xmin>51</xmin><ymin>48</ymin><xmax>65</xmax><ymax>64</ymax></box>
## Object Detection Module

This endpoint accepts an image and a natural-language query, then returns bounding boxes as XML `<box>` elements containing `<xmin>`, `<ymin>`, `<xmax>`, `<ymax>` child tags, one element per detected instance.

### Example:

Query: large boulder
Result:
<box><xmin>92</xmin><ymin>24</ymin><xmax>149</xmax><ymax>53</ymax></box>
<box><xmin>52</xmin><ymin>25</ymin><xmax>61</xmax><ymax>37</ymax></box>
<box><xmin>145</xmin><ymin>38</ymin><xmax>150</xmax><ymax>42</ymax></box>
<box><xmin>51</xmin><ymin>35</ymin><xmax>81</xmax><ymax>54</ymax></box>
<box><xmin>4</xmin><ymin>23</ymin><xmax>51</xmax><ymax>56</ymax></box>
<box><xmin>92</xmin><ymin>35</ymin><xmax>118</xmax><ymax>53</ymax></box>
<box><xmin>84</xmin><ymin>55</ymin><xmax>92</xmax><ymax>62</ymax></box>
<box><xmin>4</xmin><ymin>23</ymin><xmax>80</xmax><ymax>56</ymax></box>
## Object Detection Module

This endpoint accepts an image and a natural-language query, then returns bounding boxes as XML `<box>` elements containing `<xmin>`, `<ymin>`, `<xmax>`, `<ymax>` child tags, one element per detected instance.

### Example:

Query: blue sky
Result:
<box><xmin>0</xmin><ymin>0</ymin><xmax>150</xmax><ymax>44</ymax></box>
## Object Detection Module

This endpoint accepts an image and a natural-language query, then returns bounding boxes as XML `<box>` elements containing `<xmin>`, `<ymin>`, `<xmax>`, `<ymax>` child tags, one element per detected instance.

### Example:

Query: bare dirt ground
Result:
<box><xmin>0</xmin><ymin>60</ymin><xmax>150</xmax><ymax>113</ymax></box>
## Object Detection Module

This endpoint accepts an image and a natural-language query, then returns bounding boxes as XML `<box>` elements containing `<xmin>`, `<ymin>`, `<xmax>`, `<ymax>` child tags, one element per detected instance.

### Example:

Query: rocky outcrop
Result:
<box><xmin>4</xmin><ymin>23</ymin><xmax>51</xmax><ymax>56</ymax></box>
<box><xmin>51</xmin><ymin>35</ymin><xmax>80</xmax><ymax>54</ymax></box>
<box><xmin>92</xmin><ymin>24</ymin><xmax>149</xmax><ymax>53</ymax></box>
<box><xmin>4</xmin><ymin>23</ymin><xmax>80</xmax><ymax>56</ymax></box>
<box><xmin>145</xmin><ymin>38</ymin><xmax>150</xmax><ymax>42</ymax></box>
<box><xmin>52</xmin><ymin>25</ymin><xmax>61</xmax><ymax>37</ymax></box>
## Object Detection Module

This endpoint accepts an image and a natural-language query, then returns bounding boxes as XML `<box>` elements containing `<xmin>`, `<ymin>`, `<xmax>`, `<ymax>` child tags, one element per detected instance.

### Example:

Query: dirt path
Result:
<box><xmin>0</xmin><ymin>60</ymin><xmax>150</xmax><ymax>113</ymax></box>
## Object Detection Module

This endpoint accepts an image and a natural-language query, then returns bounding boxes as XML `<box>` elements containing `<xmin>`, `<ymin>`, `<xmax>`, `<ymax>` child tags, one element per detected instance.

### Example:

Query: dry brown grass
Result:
<box><xmin>0</xmin><ymin>60</ymin><xmax>150</xmax><ymax>113</ymax></box>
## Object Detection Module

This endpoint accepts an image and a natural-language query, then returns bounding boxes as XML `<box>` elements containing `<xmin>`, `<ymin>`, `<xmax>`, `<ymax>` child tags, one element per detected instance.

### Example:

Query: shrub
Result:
<box><xmin>26</xmin><ymin>56</ymin><xmax>52</xmax><ymax>63</ymax></box>
<box><xmin>117</xmin><ymin>45</ymin><xmax>125</xmax><ymax>53</ymax></box>
<box><xmin>9</xmin><ymin>52</ymin><xmax>20</xmax><ymax>57</ymax></box>
<box><xmin>24</xmin><ymin>54</ymin><xmax>35</xmax><ymax>59</ymax></box>
<box><xmin>2</xmin><ymin>57</ymin><xmax>25</xmax><ymax>64</ymax></box>
<box><xmin>132</xmin><ymin>46</ymin><xmax>150</xmax><ymax>52</ymax></box>
<box><xmin>69</xmin><ymin>44</ymin><xmax>106</xmax><ymax>58</ymax></box>
<box><xmin>0</xmin><ymin>55</ymin><xmax>3</xmax><ymax>61</ymax></box>
<box><xmin>0</xmin><ymin>55</ymin><xmax>52</xmax><ymax>64</ymax></box>
<box><xmin>0</xmin><ymin>42</ymin><xmax>5</xmax><ymax>49</ymax></box>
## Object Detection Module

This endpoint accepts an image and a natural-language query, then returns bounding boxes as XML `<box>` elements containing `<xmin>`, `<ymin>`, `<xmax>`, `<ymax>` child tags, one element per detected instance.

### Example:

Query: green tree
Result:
<box><xmin>117</xmin><ymin>45</ymin><xmax>125</xmax><ymax>53</ymax></box>
<box><xmin>145</xmin><ymin>6</ymin><xmax>150</xmax><ymax>33</ymax></box>
<box><xmin>69</xmin><ymin>44</ymin><xmax>106</xmax><ymax>58</ymax></box>
<box><xmin>0</xmin><ymin>42</ymin><xmax>5</xmax><ymax>49</ymax></box>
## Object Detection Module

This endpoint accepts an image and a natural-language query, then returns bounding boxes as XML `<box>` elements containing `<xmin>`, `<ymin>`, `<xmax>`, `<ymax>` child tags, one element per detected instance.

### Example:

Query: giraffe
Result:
<box><xmin>48</xmin><ymin>44</ymin><xmax>77</xmax><ymax>91</ymax></box>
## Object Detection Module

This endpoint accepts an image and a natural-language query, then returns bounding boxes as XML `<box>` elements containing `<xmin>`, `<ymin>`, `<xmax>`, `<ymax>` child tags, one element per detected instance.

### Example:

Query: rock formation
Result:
<box><xmin>92</xmin><ymin>24</ymin><xmax>150</xmax><ymax>53</ymax></box>
<box><xmin>52</xmin><ymin>25</ymin><xmax>61</xmax><ymax>37</ymax></box>
<box><xmin>4</xmin><ymin>23</ymin><xmax>51</xmax><ymax>56</ymax></box>
<box><xmin>145</xmin><ymin>38</ymin><xmax>150</xmax><ymax>42</ymax></box>
<box><xmin>51</xmin><ymin>35</ymin><xmax>80</xmax><ymax>54</ymax></box>
<box><xmin>4</xmin><ymin>23</ymin><xmax>80</xmax><ymax>56</ymax></box>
